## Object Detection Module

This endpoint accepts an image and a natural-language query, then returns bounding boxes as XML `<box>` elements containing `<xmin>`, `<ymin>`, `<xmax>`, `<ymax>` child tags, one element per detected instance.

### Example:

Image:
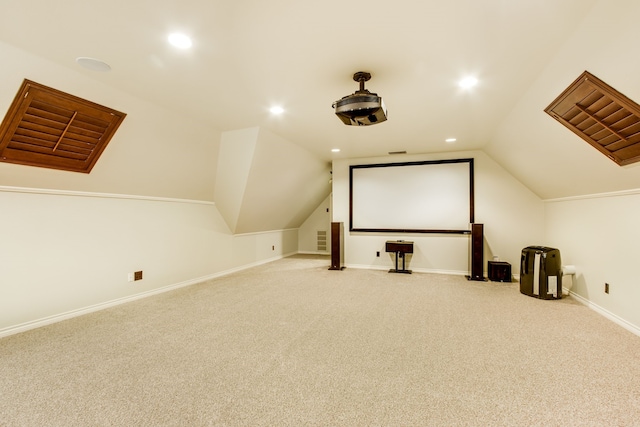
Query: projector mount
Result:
<box><xmin>332</xmin><ymin>71</ymin><xmax>388</xmax><ymax>126</ymax></box>
<box><xmin>353</xmin><ymin>71</ymin><xmax>372</xmax><ymax>93</ymax></box>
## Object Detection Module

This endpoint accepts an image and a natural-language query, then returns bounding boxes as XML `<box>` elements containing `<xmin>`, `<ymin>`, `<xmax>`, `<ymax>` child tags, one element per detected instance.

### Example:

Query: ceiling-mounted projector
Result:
<box><xmin>332</xmin><ymin>71</ymin><xmax>387</xmax><ymax>126</ymax></box>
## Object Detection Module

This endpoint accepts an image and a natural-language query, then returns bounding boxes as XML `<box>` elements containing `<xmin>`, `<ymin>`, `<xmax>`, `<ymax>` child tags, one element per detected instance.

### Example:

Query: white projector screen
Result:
<box><xmin>349</xmin><ymin>159</ymin><xmax>474</xmax><ymax>234</ymax></box>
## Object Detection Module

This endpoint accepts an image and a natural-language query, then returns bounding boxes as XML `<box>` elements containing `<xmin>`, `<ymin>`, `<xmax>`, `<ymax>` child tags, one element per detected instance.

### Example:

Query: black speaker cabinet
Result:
<box><xmin>467</xmin><ymin>223</ymin><xmax>486</xmax><ymax>281</ymax></box>
<box><xmin>329</xmin><ymin>222</ymin><xmax>345</xmax><ymax>270</ymax></box>
<box><xmin>488</xmin><ymin>261</ymin><xmax>512</xmax><ymax>282</ymax></box>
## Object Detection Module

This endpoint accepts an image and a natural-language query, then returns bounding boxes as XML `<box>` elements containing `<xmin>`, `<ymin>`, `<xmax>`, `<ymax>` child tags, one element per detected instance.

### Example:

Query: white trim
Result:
<box><xmin>568</xmin><ymin>290</ymin><xmax>640</xmax><ymax>338</ymax></box>
<box><xmin>544</xmin><ymin>187</ymin><xmax>640</xmax><ymax>203</ymax></box>
<box><xmin>234</xmin><ymin>228</ymin><xmax>298</xmax><ymax>237</ymax></box>
<box><xmin>0</xmin><ymin>185</ymin><xmax>215</xmax><ymax>205</ymax></box>
<box><xmin>297</xmin><ymin>251</ymin><xmax>330</xmax><ymax>256</ymax></box>
<box><xmin>346</xmin><ymin>264</ymin><xmax>468</xmax><ymax>276</ymax></box>
<box><xmin>0</xmin><ymin>255</ymin><xmax>290</xmax><ymax>339</ymax></box>
<box><xmin>345</xmin><ymin>264</ymin><xmax>389</xmax><ymax>272</ymax></box>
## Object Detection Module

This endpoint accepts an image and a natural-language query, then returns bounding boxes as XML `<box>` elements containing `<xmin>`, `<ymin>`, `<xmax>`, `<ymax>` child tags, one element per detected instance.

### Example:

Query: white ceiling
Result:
<box><xmin>6</xmin><ymin>0</ymin><xmax>640</xmax><ymax>201</ymax></box>
<box><xmin>0</xmin><ymin>0</ymin><xmax>600</xmax><ymax>163</ymax></box>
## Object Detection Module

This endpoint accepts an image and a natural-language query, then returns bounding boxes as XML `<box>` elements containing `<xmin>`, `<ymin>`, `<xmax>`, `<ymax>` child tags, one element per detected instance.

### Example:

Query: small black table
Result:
<box><xmin>385</xmin><ymin>240</ymin><xmax>414</xmax><ymax>274</ymax></box>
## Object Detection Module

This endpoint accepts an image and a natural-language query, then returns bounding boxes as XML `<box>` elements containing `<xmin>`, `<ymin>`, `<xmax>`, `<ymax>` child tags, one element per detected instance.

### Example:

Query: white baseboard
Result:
<box><xmin>4</xmin><ymin>257</ymin><xmax>638</xmax><ymax>341</ymax></box>
<box><xmin>0</xmin><ymin>255</ymin><xmax>290</xmax><ymax>339</ymax></box>
<box><xmin>346</xmin><ymin>264</ymin><xmax>468</xmax><ymax>276</ymax></box>
<box><xmin>567</xmin><ymin>290</ymin><xmax>640</xmax><ymax>338</ymax></box>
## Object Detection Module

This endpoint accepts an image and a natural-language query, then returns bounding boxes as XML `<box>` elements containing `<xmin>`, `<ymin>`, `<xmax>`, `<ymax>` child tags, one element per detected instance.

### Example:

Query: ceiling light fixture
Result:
<box><xmin>459</xmin><ymin>76</ymin><xmax>478</xmax><ymax>89</ymax></box>
<box><xmin>445</xmin><ymin>138</ymin><xmax>457</xmax><ymax>143</ymax></box>
<box><xmin>331</xmin><ymin>148</ymin><xmax>341</xmax><ymax>153</ymax></box>
<box><xmin>168</xmin><ymin>33</ymin><xmax>192</xmax><ymax>49</ymax></box>
<box><xmin>269</xmin><ymin>106</ymin><xmax>284</xmax><ymax>115</ymax></box>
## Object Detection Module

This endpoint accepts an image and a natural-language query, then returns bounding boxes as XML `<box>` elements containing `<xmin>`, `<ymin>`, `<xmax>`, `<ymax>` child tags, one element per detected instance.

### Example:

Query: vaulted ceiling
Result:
<box><xmin>2</xmin><ymin>0</ymin><xmax>640</xmax><ymax>201</ymax></box>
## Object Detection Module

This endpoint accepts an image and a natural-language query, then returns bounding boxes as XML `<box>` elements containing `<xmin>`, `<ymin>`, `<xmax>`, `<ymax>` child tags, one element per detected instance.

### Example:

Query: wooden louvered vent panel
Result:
<box><xmin>545</xmin><ymin>71</ymin><xmax>640</xmax><ymax>166</ymax></box>
<box><xmin>0</xmin><ymin>79</ymin><xmax>126</xmax><ymax>173</ymax></box>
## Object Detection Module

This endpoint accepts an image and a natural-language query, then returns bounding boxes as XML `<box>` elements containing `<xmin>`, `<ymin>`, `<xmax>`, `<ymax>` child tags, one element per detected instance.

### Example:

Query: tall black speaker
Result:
<box><xmin>329</xmin><ymin>222</ymin><xmax>345</xmax><ymax>270</ymax></box>
<box><xmin>467</xmin><ymin>223</ymin><xmax>485</xmax><ymax>281</ymax></box>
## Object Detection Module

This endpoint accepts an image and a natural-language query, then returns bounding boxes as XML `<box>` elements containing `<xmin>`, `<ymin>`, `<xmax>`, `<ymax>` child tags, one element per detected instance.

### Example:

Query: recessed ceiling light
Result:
<box><xmin>331</xmin><ymin>148</ymin><xmax>341</xmax><ymax>153</ymax></box>
<box><xmin>459</xmin><ymin>76</ymin><xmax>478</xmax><ymax>89</ymax></box>
<box><xmin>445</xmin><ymin>138</ymin><xmax>457</xmax><ymax>143</ymax></box>
<box><xmin>76</xmin><ymin>57</ymin><xmax>111</xmax><ymax>72</ymax></box>
<box><xmin>269</xmin><ymin>106</ymin><xmax>284</xmax><ymax>115</ymax></box>
<box><xmin>168</xmin><ymin>33</ymin><xmax>192</xmax><ymax>49</ymax></box>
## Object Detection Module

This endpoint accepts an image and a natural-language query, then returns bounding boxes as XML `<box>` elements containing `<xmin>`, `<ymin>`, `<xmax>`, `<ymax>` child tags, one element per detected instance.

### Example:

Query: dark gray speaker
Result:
<box><xmin>467</xmin><ymin>223</ymin><xmax>485</xmax><ymax>281</ymax></box>
<box><xmin>329</xmin><ymin>222</ymin><xmax>345</xmax><ymax>270</ymax></box>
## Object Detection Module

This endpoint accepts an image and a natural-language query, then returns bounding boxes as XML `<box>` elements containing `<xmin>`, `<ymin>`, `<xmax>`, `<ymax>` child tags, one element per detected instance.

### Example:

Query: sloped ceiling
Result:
<box><xmin>2</xmin><ymin>0</ymin><xmax>640</xmax><ymax>204</ymax></box>
<box><xmin>485</xmin><ymin>0</ymin><xmax>640</xmax><ymax>199</ymax></box>
<box><xmin>215</xmin><ymin>127</ymin><xmax>331</xmax><ymax>234</ymax></box>
<box><xmin>236</xmin><ymin>129</ymin><xmax>331</xmax><ymax>234</ymax></box>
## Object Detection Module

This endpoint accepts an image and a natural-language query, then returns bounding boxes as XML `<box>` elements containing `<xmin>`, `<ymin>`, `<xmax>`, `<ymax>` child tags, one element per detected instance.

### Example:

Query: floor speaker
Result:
<box><xmin>468</xmin><ymin>223</ymin><xmax>485</xmax><ymax>281</ymax></box>
<box><xmin>329</xmin><ymin>222</ymin><xmax>345</xmax><ymax>270</ymax></box>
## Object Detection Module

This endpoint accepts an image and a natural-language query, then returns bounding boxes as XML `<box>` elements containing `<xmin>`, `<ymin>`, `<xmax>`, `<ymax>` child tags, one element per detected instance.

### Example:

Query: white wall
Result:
<box><xmin>544</xmin><ymin>191</ymin><xmax>640</xmax><ymax>334</ymax></box>
<box><xmin>484</xmin><ymin>0</ymin><xmax>640</xmax><ymax>200</ymax></box>
<box><xmin>0</xmin><ymin>187</ymin><xmax>297</xmax><ymax>337</ymax></box>
<box><xmin>234</xmin><ymin>128</ymin><xmax>331</xmax><ymax>233</ymax></box>
<box><xmin>0</xmin><ymin>42</ymin><xmax>300</xmax><ymax>337</ymax></box>
<box><xmin>332</xmin><ymin>151</ymin><xmax>544</xmax><ymax>275</ymax></box>
<box><xmin>298</xmin><ymin>194</ymin><xmax>331</xmax><ymax>254</ymax></box>
<box><xmin>0</xmin><ymin>41</ymin><xmax>218</xmax><ymax>201</ymax></box>
<box><xmin>214</xmin><ymin>128</ymin><xmax>260</xmax><ymax>231</ymax></box>
<box><xmin>214</xmin><ymin>127</ymin><xmax>331</xmax><ymax>234</ymax></box>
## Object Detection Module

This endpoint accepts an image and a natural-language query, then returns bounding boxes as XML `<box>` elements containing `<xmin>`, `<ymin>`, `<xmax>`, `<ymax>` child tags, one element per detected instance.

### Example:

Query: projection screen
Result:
<box><xmin>349</xmin><ymin>158</ymin><xmax>474</xmax><ymax>234</ymax></box>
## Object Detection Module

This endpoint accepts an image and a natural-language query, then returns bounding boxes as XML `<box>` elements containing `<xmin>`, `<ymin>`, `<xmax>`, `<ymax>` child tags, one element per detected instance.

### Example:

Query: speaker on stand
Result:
<box><xmin>329</xmin><ymin>222</ymin><xmax>345</xmax><ymax>270</ymax></box>
<box><xmin>467</xmin><ymin>223</ymin><xmax>486</xmax><ymax>281</ymax></box>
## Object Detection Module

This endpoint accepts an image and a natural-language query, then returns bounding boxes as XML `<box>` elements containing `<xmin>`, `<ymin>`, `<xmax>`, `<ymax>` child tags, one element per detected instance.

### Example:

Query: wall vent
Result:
<box><xmin>0</xmin><ymin>79</ymin><xmax>126</xmax><ymax>173</ymax></box>
<box><xmin>317</xmin><ymin>230</ymin><xmax>327</xmax><ymax>252</ymax></box>
<box><xmin>545</xmin><ymin>71</ymin><xmax>640</xmax><ymax>166</ymax></box>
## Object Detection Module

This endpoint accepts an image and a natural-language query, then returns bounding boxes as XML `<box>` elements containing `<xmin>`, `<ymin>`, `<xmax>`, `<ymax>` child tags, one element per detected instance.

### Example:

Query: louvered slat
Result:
<box><xmin>8</xmin><ymin>141</ymin><xmax>89</xmax><ymax>160</ymax></box>
<box><xmin>22</xmin><ymin>113</ymin><xmax>68</xmax><ymax>132</ymax></box>
<box><xmin>66</xmin><ymin>126</ymin><xmax>104</xmax><ymax>141</ymax></box>
<box><xmin>58</xmin><ymin>139</ymin><xmax>99</xmax><ymax>152</ymax></box>
<box><xmin>12</xmin><ymin>126</ymin><xmax>60</xmax><ymax>144</ymax></box>
<box><xmin>72</xmin><ymin>117</ymin><xmax>110</xmax><ymax>134</ymax></box>
<box><xmin>595</xmin><ymin>134</ymin><xmax>620</xmax><ymax>146</ymax></box>
<box><xmin>29</xmin><ymin>100</ymin><xmax>75</xmax><ymax>121</ymax></box>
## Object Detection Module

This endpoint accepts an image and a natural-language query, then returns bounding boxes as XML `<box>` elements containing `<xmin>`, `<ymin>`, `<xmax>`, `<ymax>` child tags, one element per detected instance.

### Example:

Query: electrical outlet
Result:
<box><xmin>376</xmin><ymin>251</ymin><xmax>380</xmax><ymax>257</ymax></box>
<box><xmin>272</xmin><ymin>245</ymin><xmax>275</xmax><ymax>251</ymax></box>
<box><xmin>605</xmin><ymin>283</ymin><xmax>609</xmax><ymax>294</ymax></box>
<box><xmin>127</xmin><ymin>273</ymin><xmax>134</xmax><ymax>282</ymax></box>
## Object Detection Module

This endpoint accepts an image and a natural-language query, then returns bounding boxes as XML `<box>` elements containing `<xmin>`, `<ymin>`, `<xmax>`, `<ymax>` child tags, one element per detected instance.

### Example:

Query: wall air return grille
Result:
<box><xmin>0</xmin><ymin>79</ymin><xmax>126</xmax><ymax>173</ymax></box>
<box><xmin>545</xmin><ymin>71</ymin><xmax>640</xmax><ymax>166</ymax></box>
<box><xmin>317</xmin><ymin>230</ymin><xmax>327</xmax><ymax>252</ymax></box>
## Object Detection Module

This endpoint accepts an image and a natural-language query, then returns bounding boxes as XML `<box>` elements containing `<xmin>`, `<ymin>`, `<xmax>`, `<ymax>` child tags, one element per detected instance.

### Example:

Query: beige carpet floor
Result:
<box><xmin>1</xmin><ymin>254</ymin><xmax>639</xmax><ymax>426</ymax></box>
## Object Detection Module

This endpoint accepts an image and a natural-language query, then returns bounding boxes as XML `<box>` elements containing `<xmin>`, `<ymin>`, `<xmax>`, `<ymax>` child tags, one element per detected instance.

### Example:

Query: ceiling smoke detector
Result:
<box><xmin>332</xmin><ymin>71</ymin><xmax>387</xmax><ymax>126</ymax></box>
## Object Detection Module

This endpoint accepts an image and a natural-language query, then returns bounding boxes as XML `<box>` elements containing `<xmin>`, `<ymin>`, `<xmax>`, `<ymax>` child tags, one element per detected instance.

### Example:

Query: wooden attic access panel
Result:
<box><xmin>0</xmin><ymin>79</ymin><xmax>126</xmax><ymax>173</ymax></box>
<box><xmin>545</xmin><ymin>71</ymin><xmax>640</xmax><ymax>166</ymax></box>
